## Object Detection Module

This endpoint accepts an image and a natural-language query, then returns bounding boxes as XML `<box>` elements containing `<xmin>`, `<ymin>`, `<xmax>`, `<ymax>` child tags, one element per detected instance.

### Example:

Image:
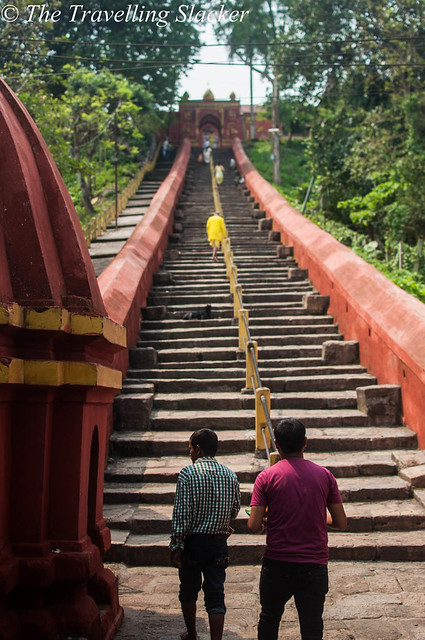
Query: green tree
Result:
<box><xmin>19</xmin><ymin>67</ymin><xmax>160</xmax><ymax>221</ymax></box>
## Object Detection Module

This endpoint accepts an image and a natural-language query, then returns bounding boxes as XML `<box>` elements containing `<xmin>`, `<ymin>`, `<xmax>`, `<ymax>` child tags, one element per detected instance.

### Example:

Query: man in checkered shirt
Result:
<box><xmin>170</xmin><ymin>428</ymin><xmax>241</xmax><ymax>640</ymax></box>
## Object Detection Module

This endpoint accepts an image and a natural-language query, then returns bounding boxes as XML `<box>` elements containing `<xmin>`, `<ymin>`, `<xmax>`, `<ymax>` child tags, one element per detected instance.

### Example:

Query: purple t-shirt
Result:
<box><xmin>250</xmin><ymin>458</ymin><xmax>342</xmax><ymax>565</ymax></box>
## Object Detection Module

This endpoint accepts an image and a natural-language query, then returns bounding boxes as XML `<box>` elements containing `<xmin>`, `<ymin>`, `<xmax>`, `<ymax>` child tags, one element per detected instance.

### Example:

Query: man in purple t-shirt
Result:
<box><xmin>248</xmin><ymin>418</ymin><xmax>347</xmax><ymax>640</ymax></box>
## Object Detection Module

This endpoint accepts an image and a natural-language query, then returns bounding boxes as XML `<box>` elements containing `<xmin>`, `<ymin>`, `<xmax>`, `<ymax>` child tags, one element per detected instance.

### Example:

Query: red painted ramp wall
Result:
<box><xmin>233</xmin><ymin>137</ymin><xmax>425</xmax><ymax>447</ymax></box>
<box><xmin>98</xmin><ymin>139</ymin><xmax>191</xmax><ymax>373</ymax></box>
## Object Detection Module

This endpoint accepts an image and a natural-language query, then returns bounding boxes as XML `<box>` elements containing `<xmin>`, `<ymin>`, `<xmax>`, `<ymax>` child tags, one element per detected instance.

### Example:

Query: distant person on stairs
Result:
<box><xmin>206</xmin><ymin>210</ymin><xmax>227</xmax><ymax>263</ymax></box>
<box><xmin>215</xmin><ymin>163</ymin><xmax>224</xmax><ymax>185</ymax></box>
<box><xmin>248</xmin><ymin>418</ymin><xmax>347</xmax><ymax>640</ymax></box>
<box><xmin>170</xmin><ymin>428</ymin><xmax>241</xmax><ymax>640</ymax></box>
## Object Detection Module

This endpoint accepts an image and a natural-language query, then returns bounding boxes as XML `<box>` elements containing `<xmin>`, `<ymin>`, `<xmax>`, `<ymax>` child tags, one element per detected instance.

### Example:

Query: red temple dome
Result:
<box><xmin>0</xmin><ymin>78</ymin><xmax>106</xmax><ymax>315</ymax></box>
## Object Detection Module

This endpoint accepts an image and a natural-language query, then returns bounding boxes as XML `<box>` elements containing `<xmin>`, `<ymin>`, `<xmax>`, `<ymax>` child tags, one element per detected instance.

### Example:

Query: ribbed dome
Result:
<box><xmin>0</xmin><ymin>78</ymin><xmax>106</xmax><ymax>315</ymax></box>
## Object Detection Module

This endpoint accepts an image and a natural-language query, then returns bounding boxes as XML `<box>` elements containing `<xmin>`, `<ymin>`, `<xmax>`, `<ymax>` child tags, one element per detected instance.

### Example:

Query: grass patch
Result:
<box><xmin>244</xmin><ymin>138</ymin><xmax>310</xmax><ymax>206</ymax></box>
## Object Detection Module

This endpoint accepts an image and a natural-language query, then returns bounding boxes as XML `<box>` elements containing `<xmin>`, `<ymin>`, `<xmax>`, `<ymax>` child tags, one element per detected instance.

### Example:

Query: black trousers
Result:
<box><xmin>258</xmin><ymin>557</ymin><xmax>329</xmax><ymax>640</ymax></box>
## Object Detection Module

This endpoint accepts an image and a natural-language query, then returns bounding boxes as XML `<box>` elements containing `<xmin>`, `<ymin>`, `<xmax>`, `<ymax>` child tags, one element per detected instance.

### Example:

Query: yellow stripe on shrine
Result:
<box><xmin>0</xmin><ymin>359</ymin><xmax>121</xmax><ymax>389</ymax></box>
<box><xmin>0</xmin><ymin>303</ymin><xmax>126</xmax><ymax>347</ymax></box>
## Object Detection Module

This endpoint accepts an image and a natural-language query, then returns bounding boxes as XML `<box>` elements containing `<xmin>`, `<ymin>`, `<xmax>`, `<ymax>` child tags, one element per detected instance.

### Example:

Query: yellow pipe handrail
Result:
<box><xmin>208</xmin><ymin>153</ymin><xmax>279</xmax><ymax>465</ymax></box>
<box><xmin>84</xmin><ymin>142</ymin><xmax>161</xmax><ymax>247</ymax></box>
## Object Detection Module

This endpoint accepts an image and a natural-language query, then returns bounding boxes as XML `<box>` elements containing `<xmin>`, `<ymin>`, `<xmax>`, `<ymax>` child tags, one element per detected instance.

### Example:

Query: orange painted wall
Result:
<box><xmin>98</xmin><ymin>139</ymin><xmax>191</xmax><ymax>374</ymax></box>
<box><xmin>233</xmin><ymin>138</ymin><xmax>425</xmax><ymax>447</ymax></box>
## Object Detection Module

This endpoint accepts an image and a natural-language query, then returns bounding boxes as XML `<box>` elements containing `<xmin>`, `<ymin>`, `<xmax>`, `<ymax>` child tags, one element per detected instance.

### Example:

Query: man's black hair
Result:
<box><xmin>274</xmin><ymin>418</ymin><xmax>306</xmax><ymax>453</ymax></box>
<box><xmin>190</xmin><ymin>428</ymin><xmax>218</xmax><ymax>456</ymax></box>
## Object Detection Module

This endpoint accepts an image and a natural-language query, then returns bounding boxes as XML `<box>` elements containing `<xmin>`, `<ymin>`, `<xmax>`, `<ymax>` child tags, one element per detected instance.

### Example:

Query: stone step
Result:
<box><xmin>140</xmin><ymin>315</ymin><xmax>334</xmax><ymax>330</ymax></box>
<box><xmin>105</xmin><ymin>530</ymin><xmax>425</xmax><ymax>565</ymax></box>
<box><xmin>152</xmin><ymin>344</ymin><xmax>329</xmax><ymax>363</ymax></box>
<box><xmin>109</xmin><ymin>426</ymin><xmax>416</xmax><ymax>457</ymax></box>
<box><xmin>152</xmin><ymin>390</ymin><xmax>358</xmax><ymax>411</ymax></box>
<box><xmin>104</xmin><ymin>497</ymin><xmax>424</xmax><ymax>539</ymax></box>
<box><xmin>139</xmin><ymin>323</ymin><xmax>337</xmax><ymax>341</ymax></box>
<box><xmin>148</xmin><ymin>292</ymin><xmax>312</xmax><ymax>305</ymax></box>
<box><xmin>129</xmin><ymin>374</ymin><xmax>376</xmax><ymax>393</ymax></box>
<box><xmin>148</xmin><ymin>408</ymin><xmax>370</xmax><ymax>431</ymax></box>
<box><xmin>137</xmin><ymin>332</ymin><xmax>340</xmax><ymax>351</ymax></box>
<box><xmin>103</xmin><ymin>476</ymin><xmax>412</xmax><ymax>507</ymax></box>
<box><xmin>104</xmin><ymin>451</ymin><xmax>398</xmax><ymax>483</ymax></box>
<box><xmin>151</xmin><ymin>282</ymin><xmax>312</xmax><ymax>294</ymax></box>
<box><xmin>124</xmin><ymin>363</ymin><xmax>368</xmax><ymax>379</ymax></box>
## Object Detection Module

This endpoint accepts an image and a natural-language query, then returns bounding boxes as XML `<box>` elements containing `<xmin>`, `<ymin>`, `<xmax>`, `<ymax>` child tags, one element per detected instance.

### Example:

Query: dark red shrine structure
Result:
<box><xmin>0</xmin><ymin>79</ymin><xmax>126</xmax><ymax>639</ymax></box>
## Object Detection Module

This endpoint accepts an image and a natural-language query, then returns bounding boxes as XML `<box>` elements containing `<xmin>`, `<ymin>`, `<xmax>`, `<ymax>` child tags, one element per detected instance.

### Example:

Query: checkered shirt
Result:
<box><xmin>170</xmin><ymin>456</ymin><xmax>241</xmax><ymax>551</ymax></box>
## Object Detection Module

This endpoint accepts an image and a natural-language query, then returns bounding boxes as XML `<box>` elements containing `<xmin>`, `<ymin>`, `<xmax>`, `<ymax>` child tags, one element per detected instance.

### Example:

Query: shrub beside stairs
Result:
<box><xmin>103</xmin><ymin>149</ymin><xmax>425</xmax><ymax>565</ymax></box>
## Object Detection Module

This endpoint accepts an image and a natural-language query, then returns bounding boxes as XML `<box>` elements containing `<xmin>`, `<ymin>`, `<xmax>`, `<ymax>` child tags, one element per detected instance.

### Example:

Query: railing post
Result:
<box><xmin>234</xmin><ymin>283</ymin><xmax>242</xmax><ymax>318</ymax></box>
<box><xmin>228</xmin><ymin>264</ymin><xmax>237</xmax><ymax>292</ymax></box>
<box><xmin>222</xmin><ymin>237</ymin><xmax>231</xmax><ymax>263</ymax></box>
<box><xmin>245</xmin><ymin>340</ymin><xmax>258</xmax><ymax>390</ymax></box>
<box><xmin>238</xmin><ymin>309</ymin><xmax>249</xmax><ymax>351</ymax></box>
<box><xmin>255</xmin><ymin>387</ymin><xmax>271</xmax><ymax>452</ymax></box>
<box><xmin>269</xmin><ymin>451</ymin><xmax>281</xmax><ymax>465</ymax></box>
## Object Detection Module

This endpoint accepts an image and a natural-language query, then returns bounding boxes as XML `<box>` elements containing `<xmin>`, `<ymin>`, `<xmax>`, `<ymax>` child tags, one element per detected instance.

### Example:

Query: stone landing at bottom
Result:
<box><xmin>107</xmin><ymin>561</ymin><xmax>425</xmax><ymax>639</ymax></box>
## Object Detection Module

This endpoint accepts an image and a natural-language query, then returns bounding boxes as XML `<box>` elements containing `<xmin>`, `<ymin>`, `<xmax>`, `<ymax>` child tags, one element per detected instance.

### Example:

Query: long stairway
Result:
<box><xmin>104</xmin><ymin>148</ymin><xmax>425</xmax><ymax>565</ymax></box>
<box><xmin>89</xmin><ymin>157</ymin><xmax>173</xmax><ymax>276</ymax></box>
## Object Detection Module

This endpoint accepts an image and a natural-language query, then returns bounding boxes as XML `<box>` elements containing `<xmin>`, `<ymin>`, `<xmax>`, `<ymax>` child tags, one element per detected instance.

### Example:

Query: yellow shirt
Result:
<box><xmin>206</xmin><ymin>214</ymin><xmax>227</xmax><ymax>245</ymax></box>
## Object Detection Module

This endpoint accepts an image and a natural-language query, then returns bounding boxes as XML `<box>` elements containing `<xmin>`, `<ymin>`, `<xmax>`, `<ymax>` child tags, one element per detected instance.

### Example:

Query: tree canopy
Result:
<box><xmin>0</xmin><ymin>0</ymin><xmax>201</xmax><ymax>221</ymax></box>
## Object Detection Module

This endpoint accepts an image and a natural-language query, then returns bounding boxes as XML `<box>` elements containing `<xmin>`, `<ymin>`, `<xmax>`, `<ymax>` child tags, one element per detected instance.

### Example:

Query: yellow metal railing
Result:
<box><xmin>209</xmin><ymin>155</ymin><xmax>279</xmax><ymax>465</ymax></box>
<box><xmin>84</xmin><ymin>143</ymin><xmax>161</xmax><ymax>247</ymax></box>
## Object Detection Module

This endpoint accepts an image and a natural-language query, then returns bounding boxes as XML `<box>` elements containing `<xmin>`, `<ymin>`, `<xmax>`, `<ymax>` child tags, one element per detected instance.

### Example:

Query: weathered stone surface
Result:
<box><xmin>163</xmin><ymin>248</ymin><xmax>180</xmax><ymax>261</ymax></box>
<box><xmin>129</xmin><ymin>346</ymin><xmax>158</xmax><ymax>368</ymax></box>
<box><xmin>153</xmin><ymin>271</ymin><xmax>174</xmax><ymax>286</ymax></box>
<box><xmin>399</xmin><ymin>464</ymin><xmax>425</xmax><ymax>488</ymax></box>
<box><xmin>322</xmin><ymin>339</ymin><xmax>359</xmax><ymax>365</ymax></box>
<box><xmin>276</xmin><ymin>245</ymin><xmax>294</xmax><ymax>258</ymax></box>
<box><xmin>113</xmin><ymin>393</ymin><xmax>154</xmax><ymax>431</ymax></box>
<box><xmin>108</xmin><ymin>562</ymin><xmax>425</xmax><ymax>640</ymax></box>
<box><xmin>288</xmin><ymin>267</ymin><xmax>308</xmax><ymax>281</ymax></box>
<box><xmin>141</xmin><ymin>306</ymin><xmax>167</xmax><ymax>320</ymax></box>
<box><xmin>173</xmin><ymin>222</ymin><xmax>183</xmax><ymax>233</ymax></box>
<box><xmin>258</xmin><ymin>217</ymin><xmax>273</xmax><ymax>230</ymax></box>
<box><xmin>168</xmin><ymin>232</ymin><xmax>181</xmax><ymax>244</ymax></box>
<box><xmin>303</xmin><ymin>293</ymin><xmax>330</xmax><ymax>314</ymax></box>
<box><xmin>252</xmin><ymin>209</ymin><xmax>266</xmax><ymax>219</ymax></box>
<box><xmin>393</xmin><ymin>450</ymin><xmax>425</xmax><ymax>468</ymax></box>
<box><xmin>268</xmin><ymin>230</ymin><xmax>281</xmax><ymax>241</ymax></box>
<box><xmin>357</xmin><ymin>384</ymin><xmax>402</xmax><ymax>426</ymax></box>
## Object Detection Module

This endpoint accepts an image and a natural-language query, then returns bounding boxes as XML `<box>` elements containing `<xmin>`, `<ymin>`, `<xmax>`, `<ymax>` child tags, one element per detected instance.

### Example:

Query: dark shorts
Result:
<box><xmin>179</xmin><ymin>534</ymin><xmax>229</xmax><ymax>615</ymax></box>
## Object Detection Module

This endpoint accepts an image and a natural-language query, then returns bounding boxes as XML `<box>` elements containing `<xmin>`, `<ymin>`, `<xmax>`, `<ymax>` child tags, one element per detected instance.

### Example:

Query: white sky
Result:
<box><xmin>178</xmin><ymin>24</ymin><xmax>270</xmax><ymax>105</ymax></box>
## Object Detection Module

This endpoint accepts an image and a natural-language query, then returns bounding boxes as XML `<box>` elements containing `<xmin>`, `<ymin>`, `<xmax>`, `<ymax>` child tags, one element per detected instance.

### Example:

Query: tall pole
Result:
<box><xmin>250</xmin><ymin>63</ymin><xmax>255</xmax><ymax>140</ymax></box>
<box><xmin>271</xmin><ymin>71</ymin><xmax>281</xmax><ymax>185</ymax></box>
<box><xmin>114</xmin><ymin>111</ymin><xmax>118</xmax><ymax>228</ymax></box>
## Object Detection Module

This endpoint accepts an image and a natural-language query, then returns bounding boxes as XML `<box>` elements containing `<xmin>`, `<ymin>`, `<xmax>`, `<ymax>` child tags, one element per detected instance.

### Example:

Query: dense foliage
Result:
<box><xmin>223</xmin><ymin>0</ymin><xmax>425</xmax><ymax>296</ymax></box>
<box><xmin>0</xmin><ymin>1</ymin><xmax>201</xmax><ymax>223</ymax></box>
<box><xmin>245</xmin><ymin>137</ymin><xmax>425</xmax><ymax>302</ymax></box>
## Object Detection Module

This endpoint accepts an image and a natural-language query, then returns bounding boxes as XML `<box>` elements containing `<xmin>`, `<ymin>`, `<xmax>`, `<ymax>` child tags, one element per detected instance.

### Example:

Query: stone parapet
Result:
<box><xmin>233</xmin><ymin>136</ymin><xmax>425</xmax><ymax>447</ymax></box>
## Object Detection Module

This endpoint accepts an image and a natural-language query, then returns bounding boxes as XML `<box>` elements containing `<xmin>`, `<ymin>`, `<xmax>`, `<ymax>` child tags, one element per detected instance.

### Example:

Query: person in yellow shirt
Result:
<box><xmin>206</xmin><ymin>211</ymin><xmax>227</xmax><ymax>262</ymax></box>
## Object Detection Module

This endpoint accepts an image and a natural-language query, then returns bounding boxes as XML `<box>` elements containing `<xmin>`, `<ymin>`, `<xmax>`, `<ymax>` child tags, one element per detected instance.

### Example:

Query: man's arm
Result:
<box><xmin>247</xmin><ymin>505</ymin><xmax>267</xmax><ymax>534</ymax></box>
<box><xmin>170</xmin><ymin>471</ymin><xmax>192</xmax><ymax>563</ymax></box>
<box><xmin>231</xmin><ymin>480</ymin><xmax>241</xmax><ymax>519</ymax></box>
<box><xmin>327</xmin><ymin>503</ymin><xmax>347</xmax><ymax>530</ymax></box>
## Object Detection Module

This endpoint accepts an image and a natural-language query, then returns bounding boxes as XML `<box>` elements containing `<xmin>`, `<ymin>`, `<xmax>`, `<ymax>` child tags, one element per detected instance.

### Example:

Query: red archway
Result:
<box><xmin>199</xmin><ymin>114</ymin><xmax>222</xmax><ymax>148</ymax></box>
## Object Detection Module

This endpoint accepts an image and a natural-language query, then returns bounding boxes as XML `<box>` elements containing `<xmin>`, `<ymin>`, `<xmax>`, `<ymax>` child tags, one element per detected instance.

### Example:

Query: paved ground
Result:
<box><xmin>107</xmin><ymin>561</ymin><xmax>425</xmax><ymax>639</ymax></box>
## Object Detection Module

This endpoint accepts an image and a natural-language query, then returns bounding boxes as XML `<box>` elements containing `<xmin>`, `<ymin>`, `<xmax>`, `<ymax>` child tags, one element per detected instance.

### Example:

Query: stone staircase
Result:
<box><xmin>89</xmin><ymin>157</ymin><xmax>174</xmax><ymax>276</ymax></box>
<box><xmin>104</xmin><ymin>147</ymin><xmax>425</xmax><ymax>565</ymax></box>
